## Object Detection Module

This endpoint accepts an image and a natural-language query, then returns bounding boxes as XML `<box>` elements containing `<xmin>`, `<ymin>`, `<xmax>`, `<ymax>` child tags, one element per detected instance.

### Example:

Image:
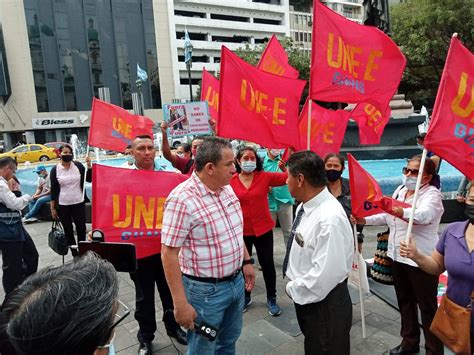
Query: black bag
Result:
<box><xmin>48</xmin><ymin>220</ymin><xmax>68</xmax><ymax>255</ymax></box>
<box><xmin>370</xmin><ymin>229</ymin><xmax>394</xmax><ymax>285</ymax></box>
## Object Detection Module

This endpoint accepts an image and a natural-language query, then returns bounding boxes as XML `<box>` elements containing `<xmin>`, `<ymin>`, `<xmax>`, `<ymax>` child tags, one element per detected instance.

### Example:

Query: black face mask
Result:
<box><xmin>465</xmin><ymin>204</ymin><xmax>474</xmax><ymax>225</ymax></box>
<box><xmin>326</xmin><ymin>169</ymin><xmax>343</xmax><ymax>182</ymax></box>
<box><xmin>61</xmin><ymin>154</ymin><xmax>73</xmax><ymax>163</ymax></box>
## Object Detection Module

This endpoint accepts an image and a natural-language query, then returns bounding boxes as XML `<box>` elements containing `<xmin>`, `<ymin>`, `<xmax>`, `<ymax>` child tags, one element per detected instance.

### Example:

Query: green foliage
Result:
<box><xmin>391</xmin><ymin>0</ymin><xmax>473</xmax><ymax>109</ymax></box>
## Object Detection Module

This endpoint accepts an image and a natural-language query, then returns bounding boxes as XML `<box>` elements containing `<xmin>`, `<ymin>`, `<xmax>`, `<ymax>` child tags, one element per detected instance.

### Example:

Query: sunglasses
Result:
<box><xmin>402</xmin><ymin>167</ymin><xmax>419</xmax><ymax>176</ymax></box>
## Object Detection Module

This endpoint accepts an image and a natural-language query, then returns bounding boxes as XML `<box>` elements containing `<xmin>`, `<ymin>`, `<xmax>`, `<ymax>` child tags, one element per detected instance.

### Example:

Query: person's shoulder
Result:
<box><xmin>444</xmin><ymin>220</ymin><xmax>468</xmax><ymax>235</ymax></box>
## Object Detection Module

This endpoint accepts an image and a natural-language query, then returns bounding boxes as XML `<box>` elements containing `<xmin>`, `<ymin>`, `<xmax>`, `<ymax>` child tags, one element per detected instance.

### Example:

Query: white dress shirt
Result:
<box><xmin>286</xmin><ymin>187</ymin><xmax>354</xmax><ymax>305</ymax></box>
<box><xmin>365</xmin><ymin>184</ymin><xmax>444</xmax><ymax>267</ymax></box>
<box><xmin>0</xmin><ymin>177</ymin><xmax>31</xmax><ymax>211</ymax></box>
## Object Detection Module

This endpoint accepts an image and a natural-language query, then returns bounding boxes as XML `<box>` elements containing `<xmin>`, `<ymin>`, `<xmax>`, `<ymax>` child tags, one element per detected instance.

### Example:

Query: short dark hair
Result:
<box><xmin>287</xmin><ymin>151</ymin><xmax>327</xmax><ymax>188</ymax></box>
<box><xmin>235</xmin><ymin>146</ymin><xmax>263</xmax><ymax>173</ymax></box>
<box><xmin>1</xmin><ymin>252</ymin><xmax>119</xmax><ymax>355</ymax></box>
<box><xmin>125</xmin><ymin>145</ymin><xmax>132</xmax><ymax>150</ymax></box>
<box><xmin>58</xmin><ymin>144</ymin><xmax>74</xmax><ymax>158</ymax></box>
<box><xmin>409</xmin><ymin>154</ymin><xmax>438</xmax><ymax>186</ymax></box>
<box><xmin>0</xmin><ymin>157</ymin><xmax>17</xmax><ymax>170</ymax></box>
<box><xmin>323</xmin><ymin>153</ymin><xmax>345</xmax><ymax>167</ymax></box>
<box><xmin>179</xmin><ymin>143</ymin><xmax>191</xmax><ymax>153</ymax></box>
<box><xmin>194</xmin><ymin>137</ymin><xmax>232</xmax><ymax>172</ymax></box>
<box><xmin>132</xmin><ymin>135</ymin><xmax>154</xmax><ymax>148</ymax></box>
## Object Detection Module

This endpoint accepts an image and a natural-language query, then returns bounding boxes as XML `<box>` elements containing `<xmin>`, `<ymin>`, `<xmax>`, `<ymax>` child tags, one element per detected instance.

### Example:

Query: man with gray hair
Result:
<box><xmin>162</xmin><ymin>137</ymin><xmax>255</xmax><ymax>354</ymax></box>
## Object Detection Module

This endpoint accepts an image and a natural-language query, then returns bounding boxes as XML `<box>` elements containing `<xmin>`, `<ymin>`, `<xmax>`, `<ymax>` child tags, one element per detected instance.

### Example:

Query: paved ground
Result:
<box><xmin>0</xmin><ymin>221</ymin><xmax>454</xmax><ymax>355</ymax></box>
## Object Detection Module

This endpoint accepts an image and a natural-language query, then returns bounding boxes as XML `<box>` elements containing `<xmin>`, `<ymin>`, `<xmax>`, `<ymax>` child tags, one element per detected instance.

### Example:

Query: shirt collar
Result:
<box><xmin>451</xmin><ymin>220</ymin><xmax>470</xmax><ymax>239</ymax></box>
<box><xmin>302</xmin><ymin>187</ymin><xmax>332</xmax><ymax>214</ymax></box>
<box><xmin>190</xmin><ymin>172</ymin><xmax>224</xmax><ymax>197</ymax></box>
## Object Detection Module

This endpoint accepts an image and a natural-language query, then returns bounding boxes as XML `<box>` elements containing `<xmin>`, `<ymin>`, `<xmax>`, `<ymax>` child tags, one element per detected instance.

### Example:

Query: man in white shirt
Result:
<box><xmin>283</xmin><ymin>151</ymin><xmax>353</xmax><ymax>354</ymax></box>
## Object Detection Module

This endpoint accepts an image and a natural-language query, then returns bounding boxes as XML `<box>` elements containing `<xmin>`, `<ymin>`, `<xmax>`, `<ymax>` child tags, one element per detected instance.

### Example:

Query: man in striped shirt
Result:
<box><xmin>162</xmin><ymin>137</ymin><xmax>255</xmax><ymax>354</ymax></box>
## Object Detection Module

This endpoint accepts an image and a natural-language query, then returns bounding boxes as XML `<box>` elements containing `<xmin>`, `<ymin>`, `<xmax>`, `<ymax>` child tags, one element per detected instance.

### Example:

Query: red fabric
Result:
<box><xmin>92</xmin><ymin>165</ymin><xmax>187</xmax><ymax>259</ymax></box>
<box><xmin>174</xmin><ymin>155</ymin><xmax>195</xmax><ymax>175</ymax></box>
<box><xmin>201</xmin><ymin>68</ymin><xmax>220</xmax><ymax>123</ymax></box>
<box><xmin>89</xmin><ymin>98</ymin><xmax>154</xmax><ymax>152</ymax></box>
<box><xmin>257</xmin><ymin>34</ymin><xmax>299</xmax><ymax>79</ymax></box>
<box><xmin>297</xmin><ymin>99</ymin><xmax>350</xmax><ymax>156</ymax></box>
<box><xmin>218</xmin><ymin>46</ymin><xmax>306</xmax><ymax>148</ymax></box>
<box><xmin>347</xmin><ymin>154</ymin><xmax>410</xmax><ymax>218</ymax></box>
<box><xmin>351</xmin><ymin>102</ymin><xmax>392</xmax><ymax>144</ymax></box>
<box><xmin>423</xmin><ymin>37</ymin><xmax>474</xmax><ymax>180</ymax></box>
<box><xmin>310</xmin><ymin>0</ymin><xmax>406</xmax><ymax>109</ymax></box>
<box><xmin>230</xmin><ymin>171</ymin><xmax>287</xmax><ymax>236</ymax></box>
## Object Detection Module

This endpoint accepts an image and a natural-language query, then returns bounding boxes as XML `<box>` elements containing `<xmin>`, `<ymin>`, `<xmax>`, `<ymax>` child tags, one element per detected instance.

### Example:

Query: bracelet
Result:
<box><xmin>242</xmin><ymin>258</ymin><xmax>254</xmax><ymax>266</ymax></box>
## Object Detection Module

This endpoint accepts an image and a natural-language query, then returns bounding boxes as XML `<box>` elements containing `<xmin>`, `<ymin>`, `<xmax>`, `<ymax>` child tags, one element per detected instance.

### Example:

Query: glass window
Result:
<box><xmin>30</xmin><ymin>145</ymin><xmax>42</xmax><ymax>151</ymax></box>
<box><xmin>14</xmin><ymin>146</ymin><xmax>28</xmax><ymax>153</ymax></box>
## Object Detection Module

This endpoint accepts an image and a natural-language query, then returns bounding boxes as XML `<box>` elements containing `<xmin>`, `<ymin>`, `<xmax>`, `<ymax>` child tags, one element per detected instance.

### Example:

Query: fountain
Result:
<box><xmin>70</xmin><ymin>134</ymin><xmax>79</xmax><ymax>159</ymax></box>
<box><xmin>94</xmin><ymin>147</ymin><xmax>101</xmax><ymax>164</ymax></box>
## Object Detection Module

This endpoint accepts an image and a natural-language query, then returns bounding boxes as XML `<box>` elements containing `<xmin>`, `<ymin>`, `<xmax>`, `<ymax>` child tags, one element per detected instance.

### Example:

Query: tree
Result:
<box><xmin>391</xmin><ymin>0</ymin><xmax>473</xmax><ymax>110</ymax></box>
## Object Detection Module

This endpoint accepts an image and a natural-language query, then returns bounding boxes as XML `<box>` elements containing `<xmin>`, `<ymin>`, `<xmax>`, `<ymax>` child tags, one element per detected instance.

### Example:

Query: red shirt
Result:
<box><xmin>174</xmin><ymin>156</ymin><xmax>195</xmax><ymax>175</ymax></box>
<box><xmin>230</xmin><ymin>171</ymin><xmax>288</xmax><ymax>237</ymax></box>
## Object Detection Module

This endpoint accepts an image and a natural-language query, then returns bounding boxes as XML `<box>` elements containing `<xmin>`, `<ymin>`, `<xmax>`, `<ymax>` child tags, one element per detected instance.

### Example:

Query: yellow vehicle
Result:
<box><xmin>0</xmin><ymin>144</ymin><xmax>58</xmax><ymax>163</ymax></box>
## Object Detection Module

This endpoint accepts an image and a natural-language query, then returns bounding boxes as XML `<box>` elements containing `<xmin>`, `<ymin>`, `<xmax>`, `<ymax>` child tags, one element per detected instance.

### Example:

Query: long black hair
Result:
<box><xmin>235</xmin><ymin>146</ymin><xmax>263</xmax><ymax>173</ymax></box>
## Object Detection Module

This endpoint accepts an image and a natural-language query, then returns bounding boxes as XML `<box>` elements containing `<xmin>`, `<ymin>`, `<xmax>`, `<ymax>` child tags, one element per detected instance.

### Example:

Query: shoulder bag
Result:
<box><xmin>48</xmin><ymin>220</ymin><xmax>69</xmax><ymax>256</ymax></box>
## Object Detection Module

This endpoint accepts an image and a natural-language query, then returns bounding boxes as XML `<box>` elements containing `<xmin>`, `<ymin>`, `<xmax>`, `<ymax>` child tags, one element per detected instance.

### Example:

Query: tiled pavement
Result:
<box><xmin>1</xmin><ymin>221</ymin><xmax>454</xmax><ymax>355</ymax></box>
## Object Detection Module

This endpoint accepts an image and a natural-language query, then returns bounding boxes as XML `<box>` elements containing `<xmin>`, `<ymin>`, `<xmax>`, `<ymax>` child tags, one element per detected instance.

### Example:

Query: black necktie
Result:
<box><xmin>282</xmin><ymin>206</ymin><xmax>305</xmax><ymax>278</ymax></box>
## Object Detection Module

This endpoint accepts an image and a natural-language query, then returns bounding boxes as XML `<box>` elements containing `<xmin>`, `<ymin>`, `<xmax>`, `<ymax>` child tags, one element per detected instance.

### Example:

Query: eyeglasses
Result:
<box><xmin>402</xmin><ymin>167</ymin><xmax>419</xmax><ymax>176</ymax></box>
<box><xmin>111</xmin><ymin>299</ymin><xmax>130</xmax><ymax>329</ymax></box>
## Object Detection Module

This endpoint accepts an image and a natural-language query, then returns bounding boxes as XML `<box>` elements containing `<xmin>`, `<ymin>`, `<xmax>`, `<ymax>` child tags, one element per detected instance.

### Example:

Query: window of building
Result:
<box><xmin>210</xmin><ymin>13</ymin><xmax>249</xmax><ymax>22</ymax></box>
<box><xmin>174</xmin><ymin>10</ymin><xmax>206</xmax><ymax>18</ymax></box>
<box><xmin>253</xmin><ymin>18</ymin><xmax>281</xmax><ymax>25</ymax></box>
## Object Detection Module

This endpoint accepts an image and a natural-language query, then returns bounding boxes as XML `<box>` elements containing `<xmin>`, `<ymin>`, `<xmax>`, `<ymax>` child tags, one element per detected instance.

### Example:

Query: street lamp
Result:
<box><xmin>184</xmin><ymin>30</ymin><xmax>193</xmax><ymax>102</ymax></box>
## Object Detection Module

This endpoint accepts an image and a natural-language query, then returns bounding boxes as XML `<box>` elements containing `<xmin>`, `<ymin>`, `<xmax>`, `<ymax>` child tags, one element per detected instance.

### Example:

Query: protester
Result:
<box><xmin>354</xmin><ymin>155</ymin><xmax>444</xmax><ymax>355</ymax></box>
<box><xmin>283</xmin><ymin>151</ymin><xmax>353</xmax><ymax>354</ymax></box>
<box><xmin>176</xmin><ymin>143</ymin><xmax>191</xmax><ymax>159</ymax></box>
<box><xmin>120</xmin><ymin>145</ymin><xmax>134</xmax><ymax>168</ymax></box>
<box><xmin>160</xmin><ymin>122</ymin><xmax>203</xmax><ymax>174</ymax></box>
<box><xmin>231</xmin><ymin>145</ymin><xmax>287</xmax><ymax>315</ymax></box>
<box><xmin>22</xmin><ymin>165</ymin><xmax>51</xmax><ymax>223</ymax></box>
<box><xmin>0</xmin><ymin>252</ymin><xmax>126</xmax><ymax>355</ymax></box>
<box><xmin>127</xmin><ymin>135</ymin><xmax>186</xmax><ymax>354</ymax></box>
<box><xmin>263</xmin><ymin>148</ymin><xmax>294</xmax><ymax>246</ymax></box>
<box><xmin>0</xmin><ymin>157</ymin><xmax>38</xmax><ymax>299</ymax></box>
<box><xmin>161</xmin><ymin>137</ymin><xmax>255</xmax><ymax>354</ymax></box>
<box><xmin>400</xmin><ymin>181</ymin><xmax>474</xmax><ymax>352</ymax></box>
<box><xmin>49</xmin><ymin>144</ymin><xmax>92</xmax><ymax>256</ymax></box>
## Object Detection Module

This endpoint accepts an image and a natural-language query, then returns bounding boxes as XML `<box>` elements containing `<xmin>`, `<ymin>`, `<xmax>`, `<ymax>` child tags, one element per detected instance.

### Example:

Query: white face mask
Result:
<box><xmin>241</xmin><ymin>161</ymin><xmax>256</xmax><ymax>173</ymax></box>
<box><xmin>402</xmin><ymin>175</ymin><xmax>418</xmax><ymax>191</ymax></box>
<box><xmin>98</xmin><ymin>333</ymin><xmax>116</xmax><ymax>355</ymax></box>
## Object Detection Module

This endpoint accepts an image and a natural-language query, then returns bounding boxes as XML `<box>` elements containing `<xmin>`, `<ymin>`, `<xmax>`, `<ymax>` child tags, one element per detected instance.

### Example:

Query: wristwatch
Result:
<box><xmin>242</xmin><ymin>258</ymin><xmax>254</xmax><ymax>266</ymax></box>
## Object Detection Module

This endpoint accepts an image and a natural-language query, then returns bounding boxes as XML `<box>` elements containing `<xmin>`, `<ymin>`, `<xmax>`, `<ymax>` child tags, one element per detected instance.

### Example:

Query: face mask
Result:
<box><xmin>126</xmin><ymin>156</ymin><xmax>135</xmax><ymax>164</ymax></box>
<box><xmin>176</xmin><ymin>153</ymin><xmax>184</xmax><ymax>158</ymax></box>
<box><xmin>417</xmin><ymin>143</ymin><xmax>424</xmax><ymax>150</ymax></box>
<box><xmin>403</xmin><ymin>175</ymin><xmax>417</xmax><ymax>190</ymax></box>
<box><xmin>61</xmin><ymin>154</ymin><xmax>73</xmax><ymax>162</ymax></box>
<box><xmin>270</xmin><ymin>149</ymin><xmax>283</xmax><ymax>157</ymax></box>
<box><xmin>326</xmin><ymin>169</ymin><xmax>342</xmax><ymax>182</ymax></box>
<box><xmin>241</xmin><ymin>161</ymin><xmax>256</xmax><ymax>173</ymax></box>
<box><xmin>464</xmin><ymin>204</ymin><xmax>474</xmax><ymax>225</ymax></box>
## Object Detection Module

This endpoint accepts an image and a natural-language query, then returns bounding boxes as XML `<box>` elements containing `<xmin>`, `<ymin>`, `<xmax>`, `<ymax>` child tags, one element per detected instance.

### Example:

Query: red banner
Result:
<box><xmin>310</xmin><ymin>0</ymin><xmax>405</xmax><ymax>109</ymax></box>
<box><xmin>257</xmin><ymin>35</ymin><xmax>299</xmax><ymax>79</ymax></box>
<box><xmin>201</xmin><ymin>68</ymin><xmax>220</xmax><ymax>123</ymax></box>
<box><xmin>92</xmin><ymin>165</ymin><xmax>187</xmax><ymax>259</ymax></box>
<box><xmin>218</xmin><ymin>46</ymin><xmax>306</xmax><ymax>148</ymax></box>
<box><xmin>423</xmin><ymin>37</ymin><xmax>474</xmax><ymax>180</ymax></box>
<box><xmin>89</xmin><ymin>98</ymin><xmax>155</xmax><ymax>152</ymax></box>
<box><xmin>351</xmin><ymin>102</ymin><xmax>391</xmax><ymax>144</ymax></box>
<box><xmin>298</xmin><ymin>99</ymin><xmax>350</xmax><ymax>157</ymax></box>
<box><xmin>348</xmin><ymin>154</ymin><xmax>410</xmax><ymax>218</ymax></box>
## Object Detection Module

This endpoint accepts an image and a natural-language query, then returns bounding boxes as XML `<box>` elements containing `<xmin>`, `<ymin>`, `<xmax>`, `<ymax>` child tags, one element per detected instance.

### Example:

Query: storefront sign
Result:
<box><xmin>32</xmin><ymin>116</ymin><xmax>87</xmax><ymax>129</ymax></box>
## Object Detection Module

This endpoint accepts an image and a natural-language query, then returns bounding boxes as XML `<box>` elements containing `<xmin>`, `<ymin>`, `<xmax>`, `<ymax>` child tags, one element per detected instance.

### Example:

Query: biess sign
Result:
<box><xmin>32</xmin><ymin>117</ymin><xmax>82</xmax><ymax>129</ymax></box>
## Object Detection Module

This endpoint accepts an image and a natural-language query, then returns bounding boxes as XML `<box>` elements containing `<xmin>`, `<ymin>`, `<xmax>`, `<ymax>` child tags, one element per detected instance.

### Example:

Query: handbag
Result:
<box><xmin>430</xmin><ymin>291</ymin><xmax>474</xmax><ymax>355</ymax></box>
<box><xmin>48</xmin><ymin>220</ymin><xmax>69</xmax><ymax>256</ymax></box>
<box><xmin>370</xmin><ymin>229</ymin><xmax>394</xmax><ymax>285</ymax></box>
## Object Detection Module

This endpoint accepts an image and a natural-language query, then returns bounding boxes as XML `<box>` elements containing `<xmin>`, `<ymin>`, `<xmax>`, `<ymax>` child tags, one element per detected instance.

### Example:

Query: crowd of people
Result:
<box><xmin>0</xmin><ymin>133</ymin><xmax>473</xmax><ymax>355</ymax></box>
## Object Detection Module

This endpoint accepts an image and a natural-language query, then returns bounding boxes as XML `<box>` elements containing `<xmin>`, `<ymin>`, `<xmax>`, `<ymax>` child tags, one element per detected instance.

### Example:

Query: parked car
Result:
<box><xmin>0</xmin><ymin>144</ymin><xmax>58</xmax><ymax>163</ymax></box>
<box><xmin>44</xmin><ymin>141</ymin><xmax>68</xmax><ymax>158</ymax></box>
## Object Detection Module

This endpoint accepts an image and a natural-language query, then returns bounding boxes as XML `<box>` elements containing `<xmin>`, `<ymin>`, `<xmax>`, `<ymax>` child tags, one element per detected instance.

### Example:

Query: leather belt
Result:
<box><xmin>183</xmin><ymin>269</ymin><xmax>241</xmax><ymax>284</ymax></box>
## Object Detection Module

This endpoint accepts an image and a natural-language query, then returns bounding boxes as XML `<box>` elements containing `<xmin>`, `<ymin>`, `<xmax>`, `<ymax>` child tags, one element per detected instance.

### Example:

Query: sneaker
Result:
<box><xmin>267</xmin><ymin>297</ymin><xmax>282</xmax><ymax>316</ymax></box>
<box><xmin>23</xmin><ymin>217</ymin><xmax>38</xmax><ymax>224</ymax></box>
<box><xmin>243</xmin><ymin>295</ymin><xmax>252</xmax><ymax>313</ymax></box>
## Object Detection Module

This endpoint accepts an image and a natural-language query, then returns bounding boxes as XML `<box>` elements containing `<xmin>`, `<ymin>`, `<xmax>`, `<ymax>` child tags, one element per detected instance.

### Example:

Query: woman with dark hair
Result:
<box><xmin>230</xmin><ymin>146</ymin><xmax>287</xmax><ymax>316</ymax></box>
<box><xmin>354</xmin><ymin>155</ymin><xmax>445</xmax><ymax>355</ymax></box>
<box><xmin>49</xmin><ymin>144</ymin><xmax>91</xmax><ymax>256</ymax></box>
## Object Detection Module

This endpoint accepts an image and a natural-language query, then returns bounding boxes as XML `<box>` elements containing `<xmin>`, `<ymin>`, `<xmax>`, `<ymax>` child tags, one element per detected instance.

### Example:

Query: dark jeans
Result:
<box><xmin>58</xmin><ymin>202</ymin><xmax>86</xmax><ymax>255</ymax></box>
<box><xmin>244</xmin><ymin>230</ymin><xmax>276</xmax><ymax>299</ymax></box>
<box><xmin>129</xmin><ymin>254</ymin><xmax>175</xmax><ymax>343</ymax></box>
<box><xmin>392</xmin><ymin>261</ymin><xmax>443</xmax><ymax>355</ymax></box>
<box><xmin>294</xmin><ymin>279</ymin><xmax>352</xmax><ymax>355</ymax></box>
<box><xmin>0</xmin><ymin>230</ymin><xmax>39</xmax><ymax>298</ymax></box>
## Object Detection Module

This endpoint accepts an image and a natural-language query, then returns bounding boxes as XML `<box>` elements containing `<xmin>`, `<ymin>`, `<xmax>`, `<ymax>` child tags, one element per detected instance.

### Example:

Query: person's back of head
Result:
<box><xmin>0</xmin><ymin>252</ymin><xmax>119</xmax><ymax>355</ymax></box>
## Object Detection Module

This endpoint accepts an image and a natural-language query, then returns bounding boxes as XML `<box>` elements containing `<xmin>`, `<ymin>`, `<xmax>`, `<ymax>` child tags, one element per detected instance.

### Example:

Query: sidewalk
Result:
<box><xmin>1</xmin><ymin>222</ymin><xmax>449</xmax><ymax>354</ymax></box>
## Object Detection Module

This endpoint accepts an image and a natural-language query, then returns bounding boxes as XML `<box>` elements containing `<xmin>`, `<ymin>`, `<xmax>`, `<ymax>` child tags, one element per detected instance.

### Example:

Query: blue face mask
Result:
<box><xmin>241</xmin><ymin>160</ymin><xmax>256</xmax><ymax>173</ymax></box>
<box><xmin>98</xmin><ymin>334</ymin><xmax>116</xmax><ymax>355</ymax></box>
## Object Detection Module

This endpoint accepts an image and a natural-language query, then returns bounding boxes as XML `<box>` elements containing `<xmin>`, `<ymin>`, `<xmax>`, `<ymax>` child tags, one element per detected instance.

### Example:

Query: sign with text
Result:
<box><xmin>163</xmin><ymin>101</ymin><xmax>212</xmax><ymax>138</ymax></box>
<box><xmin>32</xmin><ymin>117</ymin><xmax>84</xmax><ymax>129</ymax></box>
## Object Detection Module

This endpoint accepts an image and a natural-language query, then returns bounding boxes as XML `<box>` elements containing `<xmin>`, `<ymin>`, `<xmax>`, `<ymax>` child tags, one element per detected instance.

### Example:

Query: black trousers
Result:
<box><xmin>244</xmin><ymin>230</ymin><xmax>276</xmax><ymax>299</ymax></box>
<box><xmin>0</xmin><ymin>230</ymin><xmax>39</xmax><ymax>298</ymax></box>
<box><xmin>58</xmin><ymin>202</ymin><xmax>86</xmax><ymax>255</ymax></box>
<box><xmin>392</xmin><ymin>262</ymin><xmax>443</xmax><ymax>355</ymax></box>
<box><xmin>129</xmin><ymin>254</ymin><xmax>175</xmax><ymax>343</ymax></box>
<box><xmin>294</xmin><ymin>279</ymin><xmax>352</xmax><ymax>355</ymax></box>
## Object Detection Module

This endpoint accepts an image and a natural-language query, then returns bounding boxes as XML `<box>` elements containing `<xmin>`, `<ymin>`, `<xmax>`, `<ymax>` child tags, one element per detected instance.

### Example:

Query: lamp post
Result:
<box><xmin>184</xmin><ymin>30</ymin><xmax>193</xmax><ymax>102</ymax></box>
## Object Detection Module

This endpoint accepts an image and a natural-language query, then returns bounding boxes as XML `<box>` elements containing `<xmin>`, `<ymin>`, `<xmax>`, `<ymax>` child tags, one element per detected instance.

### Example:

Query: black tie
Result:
<box><xmin>282</xmin><ymin>206</ymin><xmax>305</xmax><ymax>278</ymax></box>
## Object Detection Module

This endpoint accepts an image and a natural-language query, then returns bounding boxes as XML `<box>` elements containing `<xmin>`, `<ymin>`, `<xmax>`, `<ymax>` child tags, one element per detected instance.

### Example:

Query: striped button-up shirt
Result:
<box><xmin>162</xmin><ymin>172</ymin><xmax>244</xmax><ymax>278</ymax></box>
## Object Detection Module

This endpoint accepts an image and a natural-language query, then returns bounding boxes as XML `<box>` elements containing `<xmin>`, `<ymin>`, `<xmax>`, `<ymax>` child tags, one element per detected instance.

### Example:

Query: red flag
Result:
<box><xmin>298</xmin><ymin>99</ymin><xmax>350</xmax><ymax>157</ymax></box>
<box><xmin>218</xmin><ymin>46</ymin><xmax>306</xmax><ymax>148</ymax></box>
<box><xmin>201</xmin><ymin>69</ymin><xmax>220</xmax><ymax>123</ymax></box>
<box><xmin>257</xmin><ymin>35</ymin><xmax>299</xmax><ymax>79</ymax></box>
<box><xmin>92</xmin><ymin>165</ymin><xmax>187</xmax><ymax>259</ymax></box>
<box><xmin>351</xmin><ymin>102</ymin><xmax>391</xmax><ymax>144</ymax></box>
<box><xmin>89</xmin><ymin>98</ymin><xmax>155</xmax><ymax>152</ymax></box>
<box><xmin>423</xmin><ymin>37</ymin><xmax>474</xmax><ymax>180</ymax></box>
<box><xmin>348</xmin><ymin>154</ymin><xmax>410</xmax><ymax>218</ymax></box>
<box><xmin>310</xmin><ymin>0</ymin><xmax>406</xmax><ymax>109</ymax></box>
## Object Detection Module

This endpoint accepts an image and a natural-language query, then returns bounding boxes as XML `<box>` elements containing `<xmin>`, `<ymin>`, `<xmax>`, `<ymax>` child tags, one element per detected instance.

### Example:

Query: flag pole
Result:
<box><xmin>82</xmin><ymin>145</ymin><xmax>90</xmax><ymax>202</ymax></box>
<box><xmin>307</xmin><ymin>99</ymin><xmax>312</xmax><ymax>150</ymax></box>
<box><xmin>404</xmin><ymin>148</ymin><xmax>428</xmax><ymax>243</ymax></box>
<box><xmin>353</xmin><ymin>223</ymin><xmax>366</xmax><ymax>338</ymax></box>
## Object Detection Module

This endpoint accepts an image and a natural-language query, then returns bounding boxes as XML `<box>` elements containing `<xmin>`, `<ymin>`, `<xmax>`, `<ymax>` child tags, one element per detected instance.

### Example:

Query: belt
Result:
<box><xmin>183</xmin><ymin>269</ymin><xmax>241</xmax><ymax>284</ymax></box>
